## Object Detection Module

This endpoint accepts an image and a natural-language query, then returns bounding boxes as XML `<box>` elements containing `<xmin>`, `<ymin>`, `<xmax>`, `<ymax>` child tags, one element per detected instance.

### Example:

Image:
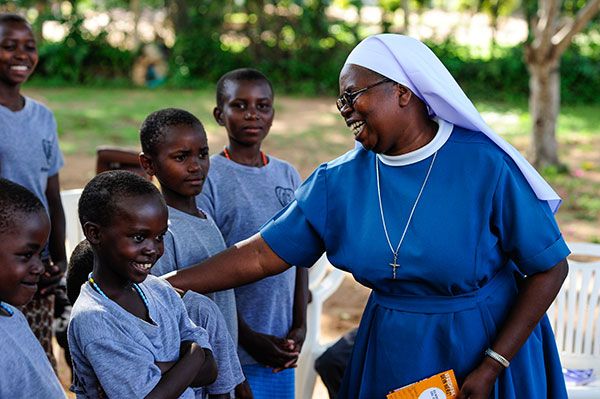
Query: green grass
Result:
<box><xmin>26</xmin><ymin>87</ymin><xmax>219</xmax><ymax>155</ymax></box>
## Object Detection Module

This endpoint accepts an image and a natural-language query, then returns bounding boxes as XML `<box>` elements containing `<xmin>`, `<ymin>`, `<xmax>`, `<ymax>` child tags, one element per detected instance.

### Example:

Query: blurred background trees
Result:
<box><xmin>1</xmin><ymin>0</ymin><xmax>599</xmax><ymax>167</ymax></box>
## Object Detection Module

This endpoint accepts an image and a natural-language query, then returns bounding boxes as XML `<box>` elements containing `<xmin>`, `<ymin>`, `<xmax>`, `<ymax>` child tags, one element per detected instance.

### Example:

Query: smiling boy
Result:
<box><xmin>0</xmin><ymin>178</ymin><xmax>66</xmax><ymax>397</ymax></box>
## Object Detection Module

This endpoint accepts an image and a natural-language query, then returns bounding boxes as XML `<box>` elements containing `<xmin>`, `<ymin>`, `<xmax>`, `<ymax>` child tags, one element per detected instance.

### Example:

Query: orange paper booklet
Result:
<box><xmin>387</xmin><ymin>369</ymin><xmax>459</xmax><ymax>399</ymax></box>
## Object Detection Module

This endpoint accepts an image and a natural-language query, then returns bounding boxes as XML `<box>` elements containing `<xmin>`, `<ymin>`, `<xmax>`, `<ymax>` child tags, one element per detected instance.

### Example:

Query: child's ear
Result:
<box><xmin>213</xmin><ymin>107</ymin><xmax>225</xmax><ymax>126</ymax></box>
<box><xmin>139</xmin><ymin>152</ymin><xmax>156</xmax><ymax>176</ymax></box>
<box><xmin>83</xmin><ymin>222</ymin><xmax>101</xmax><ymax>245</ymax></box>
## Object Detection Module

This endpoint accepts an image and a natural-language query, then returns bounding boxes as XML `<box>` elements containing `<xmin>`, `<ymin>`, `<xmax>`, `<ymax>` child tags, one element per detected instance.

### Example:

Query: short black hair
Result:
<box><xmin>66</xmin><ymin>239</ymin><xmax>94</xmax><ymax>305</ymax></box>
<box><xmin>0</xmin><ymin>178</ymin><xmax>45</xmax><ymax>232</ymax></box>
<box><xmin>0</xmin><ymin>13</ymin><xmax>32</xmax><ymax>30</ymax></box>
<box><xmin>78</xmin><ymin>170</ymin><xmax>165</xmax><ymax>228</ymax></box>
<box><xmin>215</xmin><ymin>68</ymin><xmax>273</xmax><ymax>108</ymax></box>
<box><xmin>140</xmin><ymin>108</ymin><xmax>205</xmax><ymax>156</ymax></box>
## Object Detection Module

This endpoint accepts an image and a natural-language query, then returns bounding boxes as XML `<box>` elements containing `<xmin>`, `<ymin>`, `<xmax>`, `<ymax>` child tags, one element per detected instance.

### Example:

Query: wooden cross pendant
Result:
<box><xmin>389</xmin><ymin>253</ymin><xmax>399</xmax><ymax>279</ymax></box>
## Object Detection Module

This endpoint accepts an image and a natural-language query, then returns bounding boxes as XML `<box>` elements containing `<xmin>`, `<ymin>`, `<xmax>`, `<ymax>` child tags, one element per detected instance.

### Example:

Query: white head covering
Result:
<box><xmin>344</xmin><ymin>34</ymin><xmax>561</xmax><ymax>213</ymax></box>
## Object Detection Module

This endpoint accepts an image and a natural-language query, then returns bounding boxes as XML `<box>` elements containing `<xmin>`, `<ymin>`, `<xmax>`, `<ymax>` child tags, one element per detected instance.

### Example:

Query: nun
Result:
<box><xmin>166</xmin><ymin>34</ymin><xmax>569</xmax><ymax>399</ymax></box>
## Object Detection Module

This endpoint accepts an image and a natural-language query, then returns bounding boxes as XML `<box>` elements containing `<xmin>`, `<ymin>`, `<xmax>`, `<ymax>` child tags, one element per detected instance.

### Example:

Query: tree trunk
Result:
<box><xmin>401</xmin><ymin>0</ymin><xmax>410</xmax><ymax>34</ymax></box>
<box><xmin>527</xmin><ymin>56</ymin><xmax>561</xmax><ymax>168</ymax></box>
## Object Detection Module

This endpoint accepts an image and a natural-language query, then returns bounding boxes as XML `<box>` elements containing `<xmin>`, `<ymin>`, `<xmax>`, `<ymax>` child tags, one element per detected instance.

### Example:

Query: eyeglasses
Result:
<box><xmin>336</xmin><ymin>78</ymin><xmax>392</xmax><ymax>111</ymax></box>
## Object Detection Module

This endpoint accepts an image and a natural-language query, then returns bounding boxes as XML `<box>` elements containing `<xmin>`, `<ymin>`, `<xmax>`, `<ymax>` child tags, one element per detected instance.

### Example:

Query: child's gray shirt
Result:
<box><xmin>151</xmin><ymin>206</ymin><xmax>238</xmax><ymax>344</ymax></box>
<box><xmin>68</xmin><ymin>275</ymin><xmax>210</xmax><ymax>399</ymax></box>
<box><xmin>0</xmin><ymin>305</ymin><xmax>66</xmax><ymax>398</ymax></box>
<box><xmin>183</xmin><ymin>291</ymin><xmax>244</xmax><ymax>397</ymax></box>
<box><xmin>0</xmin><ymin>97</ymin><xmax>64</xmax><ymax>212</ymax></box>
<box><xmin>197</xmin><ymin>154</ymin><xmax>301</xmax><ymax>365</ymax></box>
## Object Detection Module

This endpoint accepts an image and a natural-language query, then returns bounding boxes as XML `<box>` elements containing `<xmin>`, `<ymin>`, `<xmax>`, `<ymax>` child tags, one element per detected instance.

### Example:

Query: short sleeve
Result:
<box><xmin>183</xmin><ymin>292</ymin><xmax>244</xmax><ymax>394</ymax></box>
<box><xmin>171</xmin><ymin>288</ymin><xmax>212</xmax><ymax>350</ymax></box>
<box><xmin>197</xmin><ymin>178</ymin><xmax>216</xmax><ymax>220</ymax></box>
<box><xmin>47</xmin><ymin>114</ymin><xmax>64</xmax><ymax>177</ymax></box>
<box><xmin>82</xmin><ymin>338</ymin><xmax>162</xmax><ymax>398</ymax></box>
<box><xmin>261</xmin><ymin>165</ymin><xmax>327</xmax><ymax>268</ymax></box>
<box><xmin>492</xmin><ymin>158</ymin><xmax>570</xmax><ymax>275</ymax></box>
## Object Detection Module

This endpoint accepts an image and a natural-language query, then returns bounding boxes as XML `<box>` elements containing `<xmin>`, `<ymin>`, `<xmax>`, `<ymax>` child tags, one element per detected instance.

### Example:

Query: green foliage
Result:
<box><xmin>19</xmin><ymin>2</ymin><xmax>600</xmax><ymax>101</ymax></box>
<box><xmin>34</xmin><ymin>16</ymin><xmax>134</xmax><ymax>86</ymax></box>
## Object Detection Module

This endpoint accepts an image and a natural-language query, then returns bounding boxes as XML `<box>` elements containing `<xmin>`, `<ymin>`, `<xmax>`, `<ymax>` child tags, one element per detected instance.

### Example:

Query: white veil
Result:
<box><xmin>345</xmin><ymin>34</ymin><xmax>561</xmax><ymax>213</ymax></box>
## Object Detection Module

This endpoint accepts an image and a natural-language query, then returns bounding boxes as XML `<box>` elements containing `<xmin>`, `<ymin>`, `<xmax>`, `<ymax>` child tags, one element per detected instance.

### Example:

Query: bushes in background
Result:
<box><xmin>31</xmin><ymin>24</ymin><xmax>600</xmax><ymax>104</ymax></box>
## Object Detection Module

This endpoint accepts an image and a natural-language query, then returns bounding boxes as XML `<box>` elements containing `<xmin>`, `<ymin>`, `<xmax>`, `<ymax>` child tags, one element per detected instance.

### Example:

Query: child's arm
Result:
<box><xmin>278</xmin><ymin>266</ymin><xmax>309</xmax><ymax>371</ymax></box>
<box><xmin>39</xmin><ymin>174</ymin><xmax>67</xmax><ymax>296</ymax></box>
<box><xmin>145</xmin><ymin>341</ymin><xmax>215</xmax><ymax>398</ymax></box>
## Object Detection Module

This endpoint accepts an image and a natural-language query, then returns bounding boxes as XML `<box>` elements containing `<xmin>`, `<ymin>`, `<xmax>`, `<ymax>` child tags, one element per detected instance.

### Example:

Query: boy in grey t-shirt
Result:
<box><xmin>139</xmin><ymin>108</ymin><xmax>247</xmax><ymax>397</ymax></box>
<box><xmin>68</xmin><ymin>171</ymin><xmax>217</xmax><ymax>398</ymax></box>
<box><xmin>0</xmin><ymin>178</ymin><xmax>66</xmax><ymax>398</ymax></box>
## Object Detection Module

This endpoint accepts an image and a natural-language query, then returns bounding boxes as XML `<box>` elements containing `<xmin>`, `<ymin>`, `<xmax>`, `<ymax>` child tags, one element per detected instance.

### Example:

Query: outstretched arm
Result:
<box><xmin>458</xmin><ymin>258</ymin><xmax>568</xmax><ymax>399</ymax></box>
<box><xmin>164</xmin><ymin>233</ymin><xmax>291</xmax><ymax>294</ymax></box>
<box><xmin>40</xmin><ymin>174</ymin><xmax>67</xmax><ymax>296</ymax></box>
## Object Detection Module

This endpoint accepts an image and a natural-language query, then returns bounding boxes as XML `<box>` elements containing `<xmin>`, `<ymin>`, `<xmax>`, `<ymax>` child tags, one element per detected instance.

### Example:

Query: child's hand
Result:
<box><xmin>234</xmin><ymin>380</ymin><xmax>254</xmax><ymax>399</ymax></box>
<box><xmin>285</xmin><ymin>327</ymin><xmax>306</xmax><ymax>353</ymax></box>
<box><xmin>242</xmin><ymin>330</ymin><xmax>299</xmax><ymax>369</ymax></box>
<box><xmin>38</xmin><ymin>262</ymin><xmax>65</xmax><ymax>297</ymax></box>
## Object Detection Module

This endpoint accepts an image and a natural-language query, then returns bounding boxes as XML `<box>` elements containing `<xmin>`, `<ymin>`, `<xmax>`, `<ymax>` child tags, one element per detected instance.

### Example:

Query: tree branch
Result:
<box><xmin>553</xmin><ymin>0</ymin><xmax>600</xmax><ymax>56</ymax></box>
<box><xmin>536</xmin><ymin>0</ymin><xmax>561</xmax><ymax>53</ymax></box>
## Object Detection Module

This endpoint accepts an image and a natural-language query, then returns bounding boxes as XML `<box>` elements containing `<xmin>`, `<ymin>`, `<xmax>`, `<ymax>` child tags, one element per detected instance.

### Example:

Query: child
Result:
<box><xmin>0</xmin><ymin>12</ymin><xmax>67</xmax><ymax>369</ymax></box>
<box><xmin>138</xmin><ymin>108</ymin><xmax>246</xmax><ymax>398</ymax></box>
<box><xmin>0</xmin><ymin>178</ymin><xmax>66</xmax><ymax>397</ymax></box>
<box><xmin>197</xmin><ymin>68</ymin><xmax>308</xmax><ymax>398</ymax></box>
<box><xmin>67</xmin><ymin>170</ymin><xmax>217</xmax><ymax>398</ymax></box>
<box><xmin>68</xmin><ymin>236</ymin><xmax>245</xmax><ymax>399</ymax></box>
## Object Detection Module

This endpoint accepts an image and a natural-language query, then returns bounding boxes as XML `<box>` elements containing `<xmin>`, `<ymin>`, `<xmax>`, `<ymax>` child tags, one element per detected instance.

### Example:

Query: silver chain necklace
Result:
<box><xmin>375</xmin><ymin>151</ymin><xmax>437</xmax><ymax>279</ymax></box>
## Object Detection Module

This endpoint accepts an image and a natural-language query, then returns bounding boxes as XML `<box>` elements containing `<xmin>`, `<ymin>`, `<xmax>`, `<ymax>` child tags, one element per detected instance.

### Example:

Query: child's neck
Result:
<box><xmin>163</xmin><ymin>191</ymin><xmax>205</xmax><ymax>218</ymax></box>
<box><xmin>224</xmin><ymin>144</ymin><xmax>267</xmax><ymax>167</ymax></box>
<box><xmin>90</xmin><ymin>263</ymin><xmax>152</xmax><ymax>323</ymax></box>
<box><xmin>0</xmin><ymin>84</ymin><xmax>25</xmax><ymax>112</ymax></box>
<box><xmin>91</xmin><ymin>264</ymin><xmax>133</xmax><ymax>299</ymax></box>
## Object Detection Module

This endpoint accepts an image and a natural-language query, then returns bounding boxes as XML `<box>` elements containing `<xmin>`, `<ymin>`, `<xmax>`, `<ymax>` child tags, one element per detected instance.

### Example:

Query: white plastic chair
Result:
<box><xmin>295</xmin><ymin>253</ymin><xmax>346</xmax><ymax>399</ymax></box>
<box><xmin>60</xmin><ymin>188</ymin><xmax>84</xmax><ymax>261</ymax></box>
<box><xmin>547</xmin><ymin>242</ymin><xmax>600</xmax><ymax>398</ymax></box>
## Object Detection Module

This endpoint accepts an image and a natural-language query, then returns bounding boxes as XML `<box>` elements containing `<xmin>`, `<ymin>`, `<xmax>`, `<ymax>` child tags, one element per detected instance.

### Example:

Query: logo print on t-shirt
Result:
<box><xmin>275</xmin><ymin>186</ymin><xmax>295</xmax><ymax>206</ymax></box>
<box><xmin>42</xmin><ymin>139</ymin><xmax>53</xmax><ymax>164</ymax></box>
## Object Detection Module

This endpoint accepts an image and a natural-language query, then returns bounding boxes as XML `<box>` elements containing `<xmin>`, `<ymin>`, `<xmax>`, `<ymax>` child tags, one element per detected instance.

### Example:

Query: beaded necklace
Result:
<box><xmin>0</xmin><ymin>301</ymin><xmax>14</xmax><ymax>316</ymax></box>
<box><xmin>223</xmin><ymin>146</ymin><xmax>268</xmax><ymax>166</ymax></box>
<box><xmin>87</xmin><ymin>273</ymin><xmax>150</xmax><ymax>310</ymax></box>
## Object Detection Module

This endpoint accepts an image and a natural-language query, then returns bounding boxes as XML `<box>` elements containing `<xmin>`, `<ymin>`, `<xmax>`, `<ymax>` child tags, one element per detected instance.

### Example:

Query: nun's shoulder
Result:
<box><xmin>445</xmin><ymin>125</ymin><xmax>508</xmax><ymax>161</ymax></box>
<box><xmin>326</xmin><ymin>146</ymin><xmax>369</xmax><ymax>170</ymax></box>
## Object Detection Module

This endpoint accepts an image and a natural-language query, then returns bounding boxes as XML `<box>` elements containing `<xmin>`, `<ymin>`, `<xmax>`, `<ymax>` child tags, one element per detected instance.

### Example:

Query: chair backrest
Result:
<box><xmin>96</xmin><ymin>146</ymin><xmax>151</xmax><ymax>180</ymax></box>
<box><xmin>547</xmin><ymin>242</ymin><xmax>600</xmax><ymax>370</ymax></box>
<box><xmin>60</xmin><ymin>188</ymin><xmax>85</xmax><ymax>261</ymax></box>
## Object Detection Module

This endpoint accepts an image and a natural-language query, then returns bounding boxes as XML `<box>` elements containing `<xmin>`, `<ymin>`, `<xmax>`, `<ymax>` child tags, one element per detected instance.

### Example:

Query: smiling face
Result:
<box><xmin>214</xmin><ymin>79</ymin><xmax>274</xmax><ymax>148</ymax></box>
<box><xmin>92</xmin><ymin>194</ymin><xmax>168</xmax><ymax>286</ymax></box>
<box><xmin>339</xmin><ymin>64</ymin><xmax>416</xmax><ymax>155</ymax></box>
<box><xmin>0</xmin><ymin>209</ymin><xmax>49</xmax><ymax>307</ymax></box>
<box><xmin>0</xmin><ymin>20</ymin><xmax>38</xmax><ymax>87</ymax></box>
<box><xmin>143</xmin><ymin>124</ymin><xmax>209</xmax><ymax>199</ymax></box>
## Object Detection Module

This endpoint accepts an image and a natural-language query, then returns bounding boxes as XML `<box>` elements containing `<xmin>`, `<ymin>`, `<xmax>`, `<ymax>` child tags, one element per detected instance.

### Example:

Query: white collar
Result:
<box><xmin>376</xmin><ymin>118</ymin><xmax>452</xmax><ymax>166</ymax></box>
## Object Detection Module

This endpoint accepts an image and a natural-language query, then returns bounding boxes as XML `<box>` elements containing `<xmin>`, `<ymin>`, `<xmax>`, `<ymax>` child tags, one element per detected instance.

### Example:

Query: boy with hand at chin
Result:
<box><xmin>67</xmin><ymin>171</ymin><xmax>217</xmax><ymax>398</ymax></box>
<box><xmin>139</xmin><ymin>108</ymin><xmax>247</xmax><ymax>398</ymax></box>
<box><xmin>0</xmin><ymin>178</ymin><xmax>66</xmax><ymax>398</ymax></box>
